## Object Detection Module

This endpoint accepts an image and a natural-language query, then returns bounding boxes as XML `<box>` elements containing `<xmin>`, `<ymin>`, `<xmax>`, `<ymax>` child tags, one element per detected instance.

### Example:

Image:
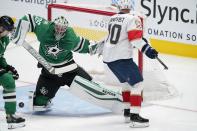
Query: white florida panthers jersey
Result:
<box><xmin>103</xmin><ymin>12</ymin><xmax>145</xmax><ymax>62</ymax></box>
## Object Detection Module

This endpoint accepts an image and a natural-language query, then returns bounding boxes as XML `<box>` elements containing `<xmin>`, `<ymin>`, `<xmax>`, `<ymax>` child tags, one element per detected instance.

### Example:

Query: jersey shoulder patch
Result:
<box><xmin>127</xmin><ymin>16</ymin><xmax>143</xmax><ymax>41</ymax></box>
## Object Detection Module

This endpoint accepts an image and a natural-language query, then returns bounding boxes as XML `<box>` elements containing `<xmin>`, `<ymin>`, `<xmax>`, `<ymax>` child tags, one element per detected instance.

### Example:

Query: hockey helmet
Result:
<box><xmin>117</xmin><ymin>0</ymin><xmax>135</xmax><ymax>10</ymax></box>
<box><xmin>0</xmin><ymin>16</ymin><xmax>14</xmax><ymax>31</ymax></box>
<box><xmin>53</xmin><ymin>16</ymin><xmax>69</xmax><ymax>40</ymax></box>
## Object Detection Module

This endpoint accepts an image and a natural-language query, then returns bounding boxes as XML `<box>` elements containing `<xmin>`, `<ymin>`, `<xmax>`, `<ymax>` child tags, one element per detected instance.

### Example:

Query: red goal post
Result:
<box><xmin>47</xmin><ymin>3</ymin><xmax>143</xmax><ymax>73</ymax></box>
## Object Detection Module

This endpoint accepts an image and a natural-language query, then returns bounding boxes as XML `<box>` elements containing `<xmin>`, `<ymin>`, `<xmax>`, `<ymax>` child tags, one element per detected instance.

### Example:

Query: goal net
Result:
<box><xmin>47</xmin><ymin>3</ymin><xmax>178</xmax><ymax>102</ymax></box>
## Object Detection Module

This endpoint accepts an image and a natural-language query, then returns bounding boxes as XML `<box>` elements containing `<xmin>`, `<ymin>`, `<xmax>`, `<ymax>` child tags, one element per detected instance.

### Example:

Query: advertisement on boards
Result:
<box><xmin>138</xmin><ymin>0</ymin><xmax>197</xmax><ymax>44</ymax></box>
<box><xmin>0</xmin><ymin>0</ymin><xmax>197</xmax><ymax>57</ymax></box>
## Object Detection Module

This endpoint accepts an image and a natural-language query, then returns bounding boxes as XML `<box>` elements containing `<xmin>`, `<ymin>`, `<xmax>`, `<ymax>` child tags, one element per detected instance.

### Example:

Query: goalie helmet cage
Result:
<box><xmin>47</xmin><ymin>3</ymin><xmax>178</xmax><ymax>101</ymax></box>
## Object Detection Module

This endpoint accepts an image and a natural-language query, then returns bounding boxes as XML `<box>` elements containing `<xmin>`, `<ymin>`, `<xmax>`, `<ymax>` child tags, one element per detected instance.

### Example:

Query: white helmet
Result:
<box><xmin>117</xmin><ymin>0</ymin><xmax>135</xmax><ymax>10</ymax></box>
<box><xmin>53</xmin><ymin>16</ymin><xmax>69</xmax><ymax>40</ymax></box>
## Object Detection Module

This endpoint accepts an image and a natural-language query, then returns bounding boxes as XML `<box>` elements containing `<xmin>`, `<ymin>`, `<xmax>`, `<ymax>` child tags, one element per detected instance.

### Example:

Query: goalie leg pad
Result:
<box><xmin>69</xmin><ymin>76</ymin><xmax>124</xmax><ymax>114</ymax></box>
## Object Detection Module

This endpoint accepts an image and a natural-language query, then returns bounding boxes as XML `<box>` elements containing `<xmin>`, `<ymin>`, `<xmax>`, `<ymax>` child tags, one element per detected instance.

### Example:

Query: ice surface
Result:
<box><xmin>0</xmin><ymin>35</ymin><xmax>197</xmax><ymax>131</ymax></box>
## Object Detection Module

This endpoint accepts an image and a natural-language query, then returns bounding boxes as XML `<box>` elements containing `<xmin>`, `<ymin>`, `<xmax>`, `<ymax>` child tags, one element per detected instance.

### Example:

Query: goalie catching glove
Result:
<box><xmin>89</xmin><ymin>40</ymin><xmax>105</xmax><ymax>56</ymax></box>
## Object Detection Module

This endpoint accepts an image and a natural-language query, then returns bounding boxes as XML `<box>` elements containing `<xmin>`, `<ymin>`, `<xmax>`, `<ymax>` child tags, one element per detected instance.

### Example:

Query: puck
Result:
<box><xmin>19</xmin><ymin>102</ymin><xmax>24</xmax><ymax>108</ymax></box>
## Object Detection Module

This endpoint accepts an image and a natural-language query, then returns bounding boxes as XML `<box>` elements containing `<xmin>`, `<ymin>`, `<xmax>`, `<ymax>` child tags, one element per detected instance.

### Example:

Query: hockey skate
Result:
<box><xmin>33</xmin><ymin>99</ymin><xmax>53</xmax><ymax>112</ymax></box>
<box><xmin>29</xmin><ymin>91</ymin><xmax>53</xmax><ymax>112</ymax></box>
<box><xmin>130</xmin><ymin>113</ymin><xmax>149</xmax><ymax>128</ymax></box>
<box><xmin>123</xmin><ymin>109</ymin><xmax>130</xmax><ymax>123</ymax></box>
<box><xmin>6</xmin><ymin>114</ymin><xmax>25</xmax><ymax>129</ymax></box>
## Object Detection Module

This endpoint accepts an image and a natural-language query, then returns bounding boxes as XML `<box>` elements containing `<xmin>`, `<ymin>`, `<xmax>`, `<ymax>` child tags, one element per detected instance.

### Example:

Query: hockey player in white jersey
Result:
<box><xmin>102</xmin><ymin>0</ymin><xmax>158</xmax><ymax>128</ymax></box>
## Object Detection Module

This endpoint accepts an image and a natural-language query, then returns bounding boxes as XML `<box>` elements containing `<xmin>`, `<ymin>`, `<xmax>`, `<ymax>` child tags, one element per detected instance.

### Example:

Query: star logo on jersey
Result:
<box><xmin>45</xmin><ymin>42</ymin><xmax>64</xmax><ymax>59</ymax></box>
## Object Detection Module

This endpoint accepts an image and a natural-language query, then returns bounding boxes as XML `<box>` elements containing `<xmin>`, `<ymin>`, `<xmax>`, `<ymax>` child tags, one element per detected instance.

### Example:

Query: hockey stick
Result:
<box><xmin>156</xmin><ymin>56</ymin><xmax>168</xmax><ymax>70</ymax></box>
<box><xmin>11</xmin><ymin>20</ymin><xmax>56</xmax><ymax>74</ymax></box>
<box><xmin>22</xmin><ymin>41</ymin><xmax>56</xmax><ymax>74</ymax></box>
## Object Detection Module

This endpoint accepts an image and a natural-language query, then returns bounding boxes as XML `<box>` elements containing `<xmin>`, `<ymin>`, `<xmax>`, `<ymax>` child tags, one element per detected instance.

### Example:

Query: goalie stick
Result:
<box><xmin>11</xmin><ymin>19</ymin><xmax>56</xmax><ymax>74</ymax></box>
<box><xmin>22</xmin><ymin>41</ymin><xmax>56</xmax><ymax>74</ymax></box>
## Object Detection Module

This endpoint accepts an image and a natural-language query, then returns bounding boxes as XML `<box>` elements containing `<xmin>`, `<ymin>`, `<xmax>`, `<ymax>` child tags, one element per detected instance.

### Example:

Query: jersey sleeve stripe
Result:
<box><xmin>128</xmin><ymin>30</ymin><xmax>143</xmax><ymax>41</ymax></box>
<box><xmin>73</xmin><ymin>36</ymin><xmax>83</xmax><ymax>51</ymax></box>
<box><xmin>76</xmin><ymin>38</ymin><xmax>85</xmax><ymax>52</ymax></box>
<box><xmin>27</xmin><ymin>14</ymin><xmax>35</xmax><ymax>32</ymax></box>
<box><xmin>73</xmin><ymin>37</ymin><xmax>85</xmax><ymax>52</ymax></box>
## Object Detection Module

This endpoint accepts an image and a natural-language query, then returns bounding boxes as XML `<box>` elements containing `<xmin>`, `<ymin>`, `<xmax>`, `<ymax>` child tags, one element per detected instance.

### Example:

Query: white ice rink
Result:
<box><xmin>0</xmin><ymin>35</ymin><xmax>197</xmax><ymax>131</ymax></box>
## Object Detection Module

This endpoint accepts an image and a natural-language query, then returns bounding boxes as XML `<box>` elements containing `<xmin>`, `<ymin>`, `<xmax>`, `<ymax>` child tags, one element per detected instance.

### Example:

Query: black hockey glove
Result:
<box><xmin>6</xmin><ymin>65</ymin><xmax>19</xmax><ymax>80</ymax></box>
<box><xmin>142</xmin><ymin>44</ymin><xmax>158</xmax><ymax>59</ymax></box>
<box><xmin>141</xmin><ymin>38</ymin><xmax>158</xmax><ymax>59</ymax></box>
<box><xmin>0</xmin><ymin>67</ymin><xmax>7</xmax><ymax>77</ymax></box>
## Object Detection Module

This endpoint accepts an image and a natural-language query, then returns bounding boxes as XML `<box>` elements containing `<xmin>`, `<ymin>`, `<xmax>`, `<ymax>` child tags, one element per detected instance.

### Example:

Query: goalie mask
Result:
<box><xmin>53</xmin><ymin>16</ymin><xmax>69</xmax><ymax>40</ymax></box>
<box><xmin>117</xmin><ymin>0</ymin><xmax>135</xmax><ymax>11</ymax></box>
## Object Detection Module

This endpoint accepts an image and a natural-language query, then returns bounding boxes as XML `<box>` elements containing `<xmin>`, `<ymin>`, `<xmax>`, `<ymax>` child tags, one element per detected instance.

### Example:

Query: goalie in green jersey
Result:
<box><xmin>0</xmin><ymin>16</ymin><xmax>25</xmax><ymax>129</ymax></box>
<box><xmin>17</xmin><ymin>14</ymin><xmax>100</xmax><ymax>111</ymax></box>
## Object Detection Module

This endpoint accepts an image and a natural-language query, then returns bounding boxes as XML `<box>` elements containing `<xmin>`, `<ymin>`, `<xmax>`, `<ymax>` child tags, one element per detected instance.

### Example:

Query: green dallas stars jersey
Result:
<box><xmin>21</xmin><ymin>14</ymin><xmax>91</xmax><ymax>68</ymax></box>
<box><xmin>0</xmin><ymin>36</ymin><xmax>9</xmax><ymax>68</ymax></box>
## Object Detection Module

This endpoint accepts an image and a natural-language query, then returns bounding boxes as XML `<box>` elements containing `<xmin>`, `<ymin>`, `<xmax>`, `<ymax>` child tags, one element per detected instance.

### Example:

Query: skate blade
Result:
<box><xmin>33</xmin><ymin>106</ymin><xmax>52</xmax><ymax>112</ymax></box>
<box><xmin>28</xmin><ymin>91</ymin><xmax>34</xmax><ymax>111</ymax></box>
<box><xmin>130</xmin><ymin>121</ymin><xmax>149</xmax><ymax>128</ymax></box>
<box><xmin>8</xmin><ymin>122</ymin><xmax>25</xmax><ymax>129</ymax></box>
